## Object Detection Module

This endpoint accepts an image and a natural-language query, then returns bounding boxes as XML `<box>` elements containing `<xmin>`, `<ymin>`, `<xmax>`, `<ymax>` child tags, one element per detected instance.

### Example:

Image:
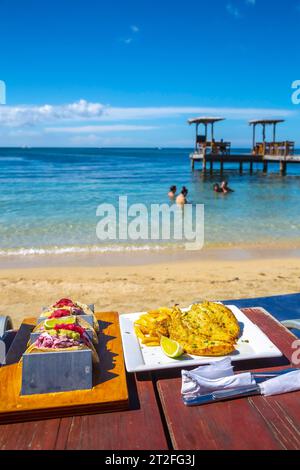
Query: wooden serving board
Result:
<box><xmin>0</xmin><ymin>312</ymin><xmax>129</xmax><ymax>424</ymax></box>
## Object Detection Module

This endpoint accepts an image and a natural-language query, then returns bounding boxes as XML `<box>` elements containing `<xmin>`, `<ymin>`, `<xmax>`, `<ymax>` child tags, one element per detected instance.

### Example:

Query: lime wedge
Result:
<box><xmin>44</xmin><ymin>315</ymin><xmax>76</xmax><ymax>330</ymax></box>
<box><xmin>160</xmin><ymin>336</ymin><xmax>184</xmax><ymax>358</ymax></box>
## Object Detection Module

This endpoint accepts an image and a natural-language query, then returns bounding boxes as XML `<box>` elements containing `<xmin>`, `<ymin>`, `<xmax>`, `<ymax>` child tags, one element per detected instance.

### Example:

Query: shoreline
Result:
<box><xmin>0</xmin><ymin>242</ymin><xmax>300</xmax><ymax>269</ymax></box>
<box><xmin>1</xmin><ymin>248</ymin><xmax>299</xmax><ymax>328</ymax></box>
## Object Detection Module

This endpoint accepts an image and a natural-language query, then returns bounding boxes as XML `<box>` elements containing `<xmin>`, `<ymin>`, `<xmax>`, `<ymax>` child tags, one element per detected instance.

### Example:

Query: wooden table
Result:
<box><xmin>1</xmin><ymin>299</ymin><xmax>300</xmax><ymax>450</ymax></box>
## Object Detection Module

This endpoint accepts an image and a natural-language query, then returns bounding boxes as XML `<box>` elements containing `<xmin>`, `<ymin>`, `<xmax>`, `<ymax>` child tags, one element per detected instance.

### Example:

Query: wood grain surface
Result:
<box><xmin>0</xmin><ymin>372</ymin><xmax>169</xmax><ymax>450</ymax></box>
<box><xmin>2</xmin><ymin>305</ymin><xmax>300</xmax><ymax>450</ymax></box>
<box><xmin>157</xmin><ymin>307</ymin><xmax>300</xmax><ymax>450</ymax></box>
<box><xmin>0</xmin><ymin>312</ymin><xmax>129</xmax><ymax>424</ymax></box>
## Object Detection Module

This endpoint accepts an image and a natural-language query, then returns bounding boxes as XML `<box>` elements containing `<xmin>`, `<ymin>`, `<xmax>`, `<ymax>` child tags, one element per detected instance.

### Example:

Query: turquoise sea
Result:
<box><xmin>0</xmin><ymin>147</ymin><xmax>300</xmax><ymax>257</ymax></box>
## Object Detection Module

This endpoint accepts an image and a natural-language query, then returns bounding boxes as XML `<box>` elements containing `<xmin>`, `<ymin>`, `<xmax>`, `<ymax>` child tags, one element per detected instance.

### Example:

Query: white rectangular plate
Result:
<box><xmin>120</xmin><ymin>305</ymin><xmax>283</xmax><ymax>373</ymax></box>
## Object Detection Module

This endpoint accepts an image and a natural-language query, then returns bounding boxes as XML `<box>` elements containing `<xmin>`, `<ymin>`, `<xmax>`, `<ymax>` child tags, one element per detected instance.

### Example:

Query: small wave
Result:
<box><xmin>0</xmin><ymin>244</ymin><xmax>175</xmax><ymax>257</ymax></box>
<box><xmin>0</xmin><ymin>157</ymin><xmax>26</xmax><ymax>162</ymax></box>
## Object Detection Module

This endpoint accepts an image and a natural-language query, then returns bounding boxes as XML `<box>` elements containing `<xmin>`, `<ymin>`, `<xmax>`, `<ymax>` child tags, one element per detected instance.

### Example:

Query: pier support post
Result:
<box><xmin>191</xmin><ymin>158</ymin><xmax>195</xmax><ymax>171</ymax></box>
<box><xmin>239</xmin><ymin>162</ymin><xmax>243</xmax><ymax>174</ymax></box>
<box><xmin>220</xmin><ymin>160</ymin><xmax>224</xmax><ymax>175</ymax></box>
<box><xmin>202</xmin><ymin>158</ymin><xmax>207</xmax><ymax>174</ymax></box>
<box><xmin>210</xmin><ymin>161</ymin><xmax>213</xmax><ymax>174</ymax></box>
<box><xmin>263</xmin><ymin>160</ymin><xmax>268</xmax><ymax>174</ymax></box>
<box><xmin>280</xmin><ymin>160</ymin><xmax>287</xmax><ymax>175</ymax></box>
<box><xmin>249</xmin><ymin>161</ymin><xmax>253</xmax><ymax>174</ymax></box>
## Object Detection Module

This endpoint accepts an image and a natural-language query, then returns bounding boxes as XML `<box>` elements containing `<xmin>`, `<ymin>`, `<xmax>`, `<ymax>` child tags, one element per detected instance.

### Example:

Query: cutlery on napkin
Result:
<box><xmin>182</xmin><ymin>358</ymin><xmax>300</xmax><ymax>406</ymax></box>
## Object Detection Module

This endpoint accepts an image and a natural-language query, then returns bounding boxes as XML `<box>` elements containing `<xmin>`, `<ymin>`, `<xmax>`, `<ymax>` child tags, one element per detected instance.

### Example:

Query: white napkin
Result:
<box><xmin>181</xmin><ymin>358</ymin><xmax>255</xmax><ymax>400</ymax></box>
<box><xmin>260</xmin><ymin>370</ymin><xmax>300</xmax><ymax>396</ymax></box>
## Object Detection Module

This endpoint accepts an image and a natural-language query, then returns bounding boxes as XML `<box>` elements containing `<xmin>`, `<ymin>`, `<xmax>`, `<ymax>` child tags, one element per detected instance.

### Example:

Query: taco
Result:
<box><xmin>32</xmin><ymin>315</ymin><xmax>98</xmax><ymax>344</ymax></box>
<box><xmin>40</xmin><ymin>298</ymin><xmax>99</xmax><ymax>332</ymax></box>
<box><xmin>26</xmin><ymin>326</ymin><xmax>99</xmax><ymax>364</ymax></box>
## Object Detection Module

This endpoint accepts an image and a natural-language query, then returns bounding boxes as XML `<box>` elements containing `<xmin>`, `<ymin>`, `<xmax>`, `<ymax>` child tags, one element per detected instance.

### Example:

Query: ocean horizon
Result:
<box><xmin>1</xmin><ymin>147</ymin><xmax>300</xmax><ymax>258</ymax></box>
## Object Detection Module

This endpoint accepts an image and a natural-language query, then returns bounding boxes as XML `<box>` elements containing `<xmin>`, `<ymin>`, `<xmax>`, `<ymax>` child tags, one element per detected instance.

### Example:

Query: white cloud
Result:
<box><xmin>45</xmin><ymin>124</ymin><xmax>157</xmax><ymax>134</ymax></box>
<box><xmin>104</xmin><ymin>106</ymin><xmax>293</xmax><ymax>121</ymax></box>
<box><xmin>0</xmin><ymin>99</ymin><xmax>105</xmax><ymax>127</ymax></box>
<box><xmin>0</xmin><ymin>100</ymin><xmax>293</xmax><ymax>130</ymax></box>
<box><xmin>227</xmin><ymin>1</ymin><xmax>256</xmax><ymax>18</ymax></box>
<box><xmin>120</xmin><ymin>25</ymin><xmax>139</xmax><ymax>45</ymax></box>
<box><xmin>70</xmin><ymin>134</ymin><xmax>100</xmax><ymax>145</ymax></box>
<box><xmin>8</xmin><ymin>129</ymin><xmax>41</xmax><ymax>137</ymax></box>
<box><xmin>226</xmin><ymin>3</ymin><xmax>241</xmax><ymax>18</ymax></box>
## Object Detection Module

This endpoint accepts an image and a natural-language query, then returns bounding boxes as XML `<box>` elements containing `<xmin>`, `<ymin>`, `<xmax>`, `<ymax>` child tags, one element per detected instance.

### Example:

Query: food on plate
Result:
<box><xmin>32</xmin><ymin>315</ymin><xmax>98</xmax><ymax>344</ymax></box>
<box><xmin>134</xmin><ymin>307</ymin><xmax>171</xmax><ymax>346</ymax></box>
<box><xmin>160</xmin><ymin>336</ymin><xmax>184</xmax><ymax>358</ymax></box>
<box><xmin>134</xmin><ymin>301</ymin><xmax>240</xmax><ymax>357</ymax></box>
<box><xmin>40</xmin><ymin>298</ymin><xmax>99</xmax><ymax>332</ymax></box>
<box><xmin>26</xmin><ymin>325</ymin><xmax>99</xmax><ymax>364</ymax></box>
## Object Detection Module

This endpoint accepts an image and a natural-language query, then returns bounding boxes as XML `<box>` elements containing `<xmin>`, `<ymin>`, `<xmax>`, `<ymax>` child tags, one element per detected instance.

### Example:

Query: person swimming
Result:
<box><xmin>176</xmin><ymin>186</ymin><xmax>188</xmax><ymax>206</ymax></box>
<box><xmin>213</xmin><ymin>183</ymin><xmax>222</xmax><ymax>193</ymax></box>
<box><xmin>168</xmin><ymin>185</ymin><xmax>177</xmax><ymax>200</ymax></box>
<box><xmin>221</xmin><ymin>181</ymin><xmax>234</xmax><ymax>194</ymax></box>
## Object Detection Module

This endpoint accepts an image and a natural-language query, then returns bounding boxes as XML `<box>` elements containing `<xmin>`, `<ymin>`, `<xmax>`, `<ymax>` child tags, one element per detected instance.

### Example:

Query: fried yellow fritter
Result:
<box><xmin>191</xmin><ymin>302</ymin><xmax>240</xmax><ymax>340</ymax></box>
<box><xmin>134</xmin><ymin>302</ymin><xmax>240</xmax><ymax>356</ymax></box>
<box><xmin>167</xmin><ymin>303</ymin><xmax>239</xmax><ymax>356</ymax></box>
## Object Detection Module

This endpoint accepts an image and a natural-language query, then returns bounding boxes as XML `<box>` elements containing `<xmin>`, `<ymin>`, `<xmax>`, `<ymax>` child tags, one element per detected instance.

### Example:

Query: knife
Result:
<box><xmin>183</xmin><ymin>368</ymin><xmax>299</xmax><ymax>406</ymax></box>
<box><xmin>252</xmin><ymin>368</ymin><xmax>299</xmax><ymax>383</ymax></box>
<box><xmin>183</xmin><ymin>384</ymin><xmax>261</xmax><ymax>406</ymax></box>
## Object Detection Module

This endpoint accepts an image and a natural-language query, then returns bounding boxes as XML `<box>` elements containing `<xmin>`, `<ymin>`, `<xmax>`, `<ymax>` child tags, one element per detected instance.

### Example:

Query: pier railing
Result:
<box><xmin>195</xmin><ymin>141</ymin><xmax>231</xmax><ymax>157</ymax></box>
<box><xmin>253</xmin><ymin>141</ymin><xmax>295</xmax><ymax>157</ymax></box>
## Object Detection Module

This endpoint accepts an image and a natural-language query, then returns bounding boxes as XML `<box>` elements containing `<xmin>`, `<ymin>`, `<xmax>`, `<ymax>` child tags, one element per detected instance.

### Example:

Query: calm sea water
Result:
<box><xmin>0</xmin><ymin>147</ymin><xmax>299</xmax><ymax>256</ymax></box>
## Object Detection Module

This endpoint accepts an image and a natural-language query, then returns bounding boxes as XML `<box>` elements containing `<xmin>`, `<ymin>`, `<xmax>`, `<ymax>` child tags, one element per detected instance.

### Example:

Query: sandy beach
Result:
<box><xmin>1</xmin><ymin>147</ymin><xmax>300</xmax><ymax>330</ymax></box>
<box><xmin>1</xmin><ymin>249</ymin><xmax>299</xmax><ymax>328</ymax></box>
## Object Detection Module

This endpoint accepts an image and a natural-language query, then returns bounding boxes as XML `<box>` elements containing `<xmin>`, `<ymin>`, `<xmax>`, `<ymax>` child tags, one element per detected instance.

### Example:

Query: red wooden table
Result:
<box><xmin>1</xmin><ymin>307</ymin><xmax>300</xmax><ymax>450</ymax></box>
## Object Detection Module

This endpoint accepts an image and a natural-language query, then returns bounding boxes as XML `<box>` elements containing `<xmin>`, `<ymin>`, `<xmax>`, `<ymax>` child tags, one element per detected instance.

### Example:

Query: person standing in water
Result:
<box><xmin>221</xmin><ymin>181</ymin><xmax>234</xmax><ymax>194</ymax></box>
<box><xmin>168</xmin><ymin>185</ymin><xmax>177</xmax><ymax>200</ymax></box>
<box><xmin>213</xmin><ymin>183</ymin><xmax>222</xmax><ymax>193</ymax></box>
<box><xmin>176</xmin><ymin>186</ymin><xmax>188</xmax><ymax>206</ymax></box>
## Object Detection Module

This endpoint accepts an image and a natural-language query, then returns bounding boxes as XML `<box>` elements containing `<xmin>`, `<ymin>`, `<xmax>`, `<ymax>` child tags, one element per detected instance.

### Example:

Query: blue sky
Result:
<box><xmin>0</xmin><ymin>0</ymin><xmax>299</xmax><ymax>147</ymax></box>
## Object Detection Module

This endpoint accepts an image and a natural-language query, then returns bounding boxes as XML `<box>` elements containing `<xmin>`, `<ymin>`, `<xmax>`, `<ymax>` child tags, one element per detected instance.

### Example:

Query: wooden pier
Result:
<box><xmin>188</xmin><ymin>117</ymin><xmax>299</xmax><ymax>175</ymax></box>
<box><xmin>189</xmin><ymin>152</ymin><xmax>300</xmax><ymax>175</ymax></box>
